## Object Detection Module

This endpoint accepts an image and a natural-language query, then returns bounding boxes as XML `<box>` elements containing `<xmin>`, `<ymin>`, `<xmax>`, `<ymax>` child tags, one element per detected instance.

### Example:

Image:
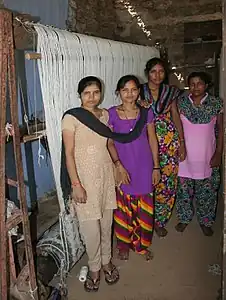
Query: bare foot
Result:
<box><xmin>155</xmin><ymin>225</ymin><xmax>168</xmax><ymax>237</ymax></box>
<box><xmin>118</xmin><ymin>249</ymin><xmax>129</xmax><ymax>261</ymax></box>
<box><xmin>145</xmin><ymin>250</ymin><xmax>154</xmax><ymax>261</ymax></box>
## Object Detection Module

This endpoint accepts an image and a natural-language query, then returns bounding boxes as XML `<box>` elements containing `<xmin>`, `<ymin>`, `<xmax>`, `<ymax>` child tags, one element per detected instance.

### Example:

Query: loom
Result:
<box><xmin>15</xmin><ymin>18</ymin><xmax>160</xmax><ymax>294</ymax></box>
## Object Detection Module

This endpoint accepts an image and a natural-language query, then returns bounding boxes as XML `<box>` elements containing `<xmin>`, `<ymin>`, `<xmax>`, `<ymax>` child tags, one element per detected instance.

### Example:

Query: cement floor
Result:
<box><xmin>66</xmin><ymin>202</ymin><xmax>223</xmax><ymax>300</ymax></box>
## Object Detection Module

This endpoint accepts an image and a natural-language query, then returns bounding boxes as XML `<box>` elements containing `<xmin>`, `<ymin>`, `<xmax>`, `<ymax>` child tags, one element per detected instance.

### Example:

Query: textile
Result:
<box><xmin>176</xmin><ymin>169</ymin><xmax>220</xmax><ymax>227</ymax></box>
<box><xmin>178</xmin><ymin>94</ymin><xmax>223</xmax><ymax>179</ymax></box>
<box><xmin>140</xmin><ymin>83</ymin><xmax>180</xmax><ymax>228</ymax></box>
<box><xmin>108</xmin><ymin>106</ymin><xmax>154</xmax><ymax>195</ymax></box>
<box><xmin>60</xmin><ymin>106</ymin><xmax>148</xmax><ymax>206</ymax></box>
<box><xmin>79</xmin><ymin>209</ymin><xmax>113</xmax><ymax>272</ymax></box>
<box><xmin>114</xmin><ymin>189</ymin><xmax>154</xmax><ymax>254</ymax></box>
<box><xmin>61</xmin><ymin>112</ymin><xmax>116</xmax><ymax>221</ymax></box>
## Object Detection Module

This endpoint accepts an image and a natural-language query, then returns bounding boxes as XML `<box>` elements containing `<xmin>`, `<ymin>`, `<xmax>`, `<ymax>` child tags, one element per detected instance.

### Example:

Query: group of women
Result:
<box><xmin>60</xmin><ymin>57</ymin><xmax>223</xmax><ymax>292</ymax></box>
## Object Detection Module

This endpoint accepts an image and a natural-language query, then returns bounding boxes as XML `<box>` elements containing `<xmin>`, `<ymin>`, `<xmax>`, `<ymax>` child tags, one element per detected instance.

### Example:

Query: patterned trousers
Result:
<box><xmin>176</xmin><ymin>168</ymin><xmax>220</xmax><ymax>227</ymax></box>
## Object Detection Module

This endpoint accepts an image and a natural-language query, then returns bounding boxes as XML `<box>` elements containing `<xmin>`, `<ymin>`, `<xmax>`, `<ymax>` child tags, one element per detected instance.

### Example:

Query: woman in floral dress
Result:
<box><xmin>139</xmin><ymin>57</ymin><xmax>186</xmax><ymax>237</ymax></box>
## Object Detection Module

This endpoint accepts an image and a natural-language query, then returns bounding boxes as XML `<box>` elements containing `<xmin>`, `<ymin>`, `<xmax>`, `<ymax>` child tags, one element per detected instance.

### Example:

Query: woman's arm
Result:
<box><xmin>171</xmin><ymin>100</ymin><xmax>186</xmax><ymax>161</ymax></box>
<box><xmin>216</xmin><ymin>113</ymin><xmax>223</xmax><ymax>155</ymax></box>
<box><xmin>210</xmin><ymin>113</ymin><xmax>223</xmax><ymax>167</ymax></box>
<box><xmin>62</xmin><ymin>129</ymin><xmax>86</xmax><ymax>203</ymax></box>
<box><xmin>107</xmin><ymin>139</ymin><xmax>130</xmax><ymax>184</ymax></box>
<box><xmin>147</xmin><ymin>123</ymin><xmax>160</xmax><ymax>168</ymax></box>
<box><xmin>147</xmin><ymin>122</ymin><xmax>161</xmax><ymax>185</ymax></box>
<box><xmin>170</xmin><ymin>100</ymin><xmax>184</xmax><ymax>142</ymax></box>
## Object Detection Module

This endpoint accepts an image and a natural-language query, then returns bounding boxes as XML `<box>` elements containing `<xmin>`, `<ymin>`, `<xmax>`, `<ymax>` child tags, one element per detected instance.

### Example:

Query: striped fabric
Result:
<box><xmin>114</xmin><ymin>189</ymin><xmax>154</xmax><ymax>254</ymax></box>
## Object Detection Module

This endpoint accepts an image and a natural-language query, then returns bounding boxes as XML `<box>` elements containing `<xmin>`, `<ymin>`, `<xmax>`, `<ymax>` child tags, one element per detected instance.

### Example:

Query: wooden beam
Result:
<box><xmin>0</xmin><ymin>8</ymin><xmax>38</xmax><ymax>50</ymax></box>
<box><xmin>147</xmin><ymin>12</ymin><xmax>223</xmax><ymax>27</ymax></box>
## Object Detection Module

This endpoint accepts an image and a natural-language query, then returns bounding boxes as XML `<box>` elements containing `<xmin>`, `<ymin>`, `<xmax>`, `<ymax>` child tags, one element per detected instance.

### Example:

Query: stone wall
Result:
<box><xmin>67</xmin><ymin>0</ymin><xmax>222</xmax><ymax>88</ymax></box>
<box><xmin>67</xmin><ymin>0</ymin><xmax>117</xmax><ymax>40</ymax></box>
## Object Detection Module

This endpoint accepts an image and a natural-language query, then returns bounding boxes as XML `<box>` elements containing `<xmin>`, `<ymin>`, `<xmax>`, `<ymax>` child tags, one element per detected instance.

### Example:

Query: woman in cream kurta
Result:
<box><xmin>62</xmin><ymin>112</ymin><xmax>116</xmax><ymax>222</ymax></box>
<box><xmin>61</xmin><ymin>76</ymin><xmax>119</xmax><ymax>293</ymax></box>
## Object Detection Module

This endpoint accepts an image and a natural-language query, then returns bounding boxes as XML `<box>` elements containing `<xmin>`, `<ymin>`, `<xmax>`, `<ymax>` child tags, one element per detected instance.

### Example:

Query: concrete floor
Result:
<box><xmin>66</xmin><ymin>203</ymin><xmax>223</xmax><ymax>300</ymax></box>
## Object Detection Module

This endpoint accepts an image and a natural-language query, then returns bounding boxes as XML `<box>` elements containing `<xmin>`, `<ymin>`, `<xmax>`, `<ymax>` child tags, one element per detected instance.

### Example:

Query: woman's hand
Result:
<box><xmin>210</xmin><ymin>151</ymin><xmax>222</xmax><ymax>168</ymax></box>
<box><xmin>152</xmin><ymin>169</ymin><xmax>161</xmax><ymax>186</ymax></box>
<box><xmin>71</xmin><ymin>185</ymin><xmax>87</xmax><ymax>204</ymax></box>
<box><xmin>138</xmin><ymin>99</ymin><xmax>151</xmax><ymax>108</ymax></box>
<box><xmin>115</xmin><ymin>162</ymin><xmax>130</xmax><ymax>185</ymax></box>
<box><xmin>179</xmin><ymin>141</ymin><xmax>186</xmax><ymax>162</ymax></box>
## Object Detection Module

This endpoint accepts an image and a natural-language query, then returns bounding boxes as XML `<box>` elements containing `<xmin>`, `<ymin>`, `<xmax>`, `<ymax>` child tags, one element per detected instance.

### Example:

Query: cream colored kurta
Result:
<box><xmin>62</xmin><ymin>111</ymin><xmax>116</xmax><ymax>222</ymax></box>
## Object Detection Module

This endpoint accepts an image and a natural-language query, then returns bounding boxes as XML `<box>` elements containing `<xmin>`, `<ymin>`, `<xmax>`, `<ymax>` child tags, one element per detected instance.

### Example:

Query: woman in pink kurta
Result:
<box><xmin>175</xmin><ymin>72</ymin><xmax>223</xmax><ymax>236</ymax></box>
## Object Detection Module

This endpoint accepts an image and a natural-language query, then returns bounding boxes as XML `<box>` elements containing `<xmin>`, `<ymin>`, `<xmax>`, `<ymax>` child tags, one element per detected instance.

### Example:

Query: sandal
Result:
<box><xmin>84</xmin><ymin>273</ymin><xmax>100</xmax><ymax>292</ymax></box>
<box><xmin>103</xmin><ymin>263</ymin><xmax>120</xmax><ymax>285</ymax></box>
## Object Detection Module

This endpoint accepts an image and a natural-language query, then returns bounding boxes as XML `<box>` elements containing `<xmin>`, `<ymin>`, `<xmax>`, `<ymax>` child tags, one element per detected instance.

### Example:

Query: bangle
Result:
<box><xmin>114</xmin><ymin>159</ymin><xmax>120</xmax><ymax>165</ymax></box>
<box><xmin>71</xmin><ymin>181</ymin><xmax>81</xmax><ymax>187</ymax></box>
<box><xmin>153</xmin><ymin>167</ymin><xmax>160</xmax><ymax>170</ymax></box>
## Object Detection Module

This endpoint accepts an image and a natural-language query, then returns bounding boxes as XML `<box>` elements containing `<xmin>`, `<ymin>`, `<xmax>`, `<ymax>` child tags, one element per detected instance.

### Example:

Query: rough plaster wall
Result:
<box><xmin>67</xmin><ymin>0</ymin><xmax>117</xmax><ymax>39</ymax></box>
<box><xmin>115</xmin><ymin>0</ymin><xmax>221</xmax><ymax>65</ymax></box>
<box><xmin>68</xmin><ymin>0</ymin><xmax>221</xmax><ymax>65</ymax></box>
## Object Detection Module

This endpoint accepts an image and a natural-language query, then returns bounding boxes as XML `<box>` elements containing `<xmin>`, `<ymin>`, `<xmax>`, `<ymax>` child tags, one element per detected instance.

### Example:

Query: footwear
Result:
<box><xmin>84</xmin><ymin>272</ymin><xmax>100</xmax><ymax>292</ymax></box>
<box><xmin>103</xmin><ymin>262</ymin><xmax>120</xmax><ymax>285</ymax></box>
<box><xmin>155</xmin><ymin>225</ymin><xmax>168</xmax><ymax>237</ymax></box>
<box><xmin>175</xmin><ymin>223</ymin><xmax>188</xmax><ymax>232</ymax></box>
<box><xmin>200</xmin><ymin>225</ymin><xmax>213</xmax><ymax>236</ymax></box>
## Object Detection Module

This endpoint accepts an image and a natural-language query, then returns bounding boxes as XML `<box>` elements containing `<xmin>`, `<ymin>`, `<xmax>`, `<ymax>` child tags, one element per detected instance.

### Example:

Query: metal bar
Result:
<box><xmin>6</xmin><ymin>10</ymin><xmax>38</xmax><ymax>299</ymax></box>
<box><xmin>0</xmin><ymin>9</ymin><xmax>9</xmax><ymax>300</ymax></box>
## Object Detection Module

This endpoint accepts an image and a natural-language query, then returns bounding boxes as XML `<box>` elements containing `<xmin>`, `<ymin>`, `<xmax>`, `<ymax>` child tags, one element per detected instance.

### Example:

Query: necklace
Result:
<box><xmin>122</xmin><ymin>107</ymin><xmax>138</xmax><ymax>132</ymax></box>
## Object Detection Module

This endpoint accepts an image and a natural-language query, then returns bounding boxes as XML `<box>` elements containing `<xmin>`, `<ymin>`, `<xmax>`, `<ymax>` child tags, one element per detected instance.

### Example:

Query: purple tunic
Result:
<box><xmin>108</xmin><ymin>107</ymin><xmax>154</xmax><ymax>195</ymax></box>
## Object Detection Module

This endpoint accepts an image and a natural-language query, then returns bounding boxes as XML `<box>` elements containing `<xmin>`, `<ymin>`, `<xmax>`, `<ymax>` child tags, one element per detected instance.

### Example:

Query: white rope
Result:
<box><xmin>28</xmin><ymin>282</ymin><xmax>38</xmax><ymax>300</ymax></box>
<box><xmin>18</xmin><ymin>78</ymin><xmax>30</xmax><ymax>134</ymax></box>
<box><xmin>38</xmin><ymin>136</ymin><xmax>45</xmax><ymax>166</ymax></box>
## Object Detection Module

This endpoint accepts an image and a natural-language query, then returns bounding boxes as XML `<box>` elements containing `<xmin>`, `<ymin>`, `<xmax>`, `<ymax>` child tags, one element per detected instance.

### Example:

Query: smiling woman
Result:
<box><xmin>107</xmin><ymin>75</ymin><xmax>160</xmax><ymax>261</ymax></box>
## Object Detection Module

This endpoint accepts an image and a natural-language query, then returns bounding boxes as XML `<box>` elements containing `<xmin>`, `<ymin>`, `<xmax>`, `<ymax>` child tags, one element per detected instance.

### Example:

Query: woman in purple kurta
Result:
<box><xmin>107</xmin><ymin>75</ymin><xmax>160</xmax><ymax>261</ymax></box>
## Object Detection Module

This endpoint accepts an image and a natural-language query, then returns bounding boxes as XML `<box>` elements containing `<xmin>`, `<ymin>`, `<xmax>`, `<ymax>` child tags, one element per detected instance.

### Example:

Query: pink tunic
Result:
<box><xmin>178</xmin><ymin>114</ymin><xmax>216</xmax><ymax>179</ymax></box>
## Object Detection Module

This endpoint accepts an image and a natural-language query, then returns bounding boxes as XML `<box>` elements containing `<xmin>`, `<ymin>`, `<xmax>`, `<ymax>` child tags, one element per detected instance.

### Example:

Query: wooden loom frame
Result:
<box><xmin>0</xmin><ymin>9</ymin><xmax>38</xmax><ymax>300</ymax></box>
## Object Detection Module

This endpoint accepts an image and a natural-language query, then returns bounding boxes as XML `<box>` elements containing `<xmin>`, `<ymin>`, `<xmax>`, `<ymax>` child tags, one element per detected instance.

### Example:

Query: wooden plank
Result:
<box><xmin>0</xmin><ymin>9</ymin><xmax>9</xmax><ymax>300</ymax></box>
<box><xmin>6</xmin><ymin>10</ymin><xmax>38</xmax><ymax>299</ymax></box>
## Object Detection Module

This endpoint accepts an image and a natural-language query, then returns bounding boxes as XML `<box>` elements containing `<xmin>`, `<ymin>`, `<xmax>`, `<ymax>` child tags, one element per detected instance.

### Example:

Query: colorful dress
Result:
<box><xmin>176</xmin><ymin>93</ymin><xmax>222</xmax><ymax>227</ymax></box>
<box><xmin>108</xmin><ymin>107</ymin><xmax>154</xmax><ymax>254</ymax></box>
<box><xmin>141</xmin><ymin>83</ymin><xmax>181</xmax><ymax>228</ymax></box>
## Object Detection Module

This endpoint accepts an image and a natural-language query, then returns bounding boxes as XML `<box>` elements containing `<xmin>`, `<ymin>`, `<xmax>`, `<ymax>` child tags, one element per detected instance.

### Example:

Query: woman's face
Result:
<box><xmin>81</xmin><ymin>84</ymin><xmax>101</xmax><ymax>108</ymax></box>
<box><xmin>119</xmin><ymin>80</ymin><xmax>140</xmax><ymax>104</ymax></box>
<box><xmin>189</xmin><ymin>77</ymin><xmax>207</xmax><ymax>98</ymax></box>
<box><xmin>148</xmin><ymin>64</ymin><xmax>165</xmax><ymax>86</ymax></box>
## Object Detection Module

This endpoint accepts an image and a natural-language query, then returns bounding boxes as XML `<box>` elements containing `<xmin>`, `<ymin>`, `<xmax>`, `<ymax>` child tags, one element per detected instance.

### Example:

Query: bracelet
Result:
<box><xmin>71</xmin><ymin>181</ymin><xmax>81</xmax><ymax>187</ymax></box>
<box><xmin>153</xmin><ymin>167</ymin><xmax>160</xmax><ymax>170</ymax></box>
<box><xmin>114</xmin><ymin>159</ymin><xmax>120</xmax><ymax>165</ymax></box>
